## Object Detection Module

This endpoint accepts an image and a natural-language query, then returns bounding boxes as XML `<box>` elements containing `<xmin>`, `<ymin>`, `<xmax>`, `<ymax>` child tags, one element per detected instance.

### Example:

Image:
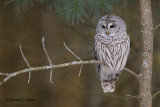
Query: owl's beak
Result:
<box><xmin>106</xmin><ymin>30</ymin><xmax>109</xmax><ymax>35</ymax></box>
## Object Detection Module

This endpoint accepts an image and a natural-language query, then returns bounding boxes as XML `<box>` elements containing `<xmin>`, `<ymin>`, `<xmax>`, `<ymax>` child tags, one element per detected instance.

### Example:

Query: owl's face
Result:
<box><xmin>96</xmin><ymin>15</ymin><xmax>126</xmax><ymax>36</ymax></box>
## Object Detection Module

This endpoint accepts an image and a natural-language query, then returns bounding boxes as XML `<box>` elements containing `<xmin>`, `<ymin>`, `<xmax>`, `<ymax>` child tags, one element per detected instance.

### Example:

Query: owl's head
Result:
<box><xmin>96</xmin><ymin>15</ymin><xmax>126</xmax><ymax>36</ymax></box>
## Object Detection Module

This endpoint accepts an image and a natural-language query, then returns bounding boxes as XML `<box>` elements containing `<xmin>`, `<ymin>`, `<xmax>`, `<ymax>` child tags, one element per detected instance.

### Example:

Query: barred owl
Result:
<box><xmin>94</xmin><ymin>15</ymin><xmax>130</xmax><ymax>93</ymax></box>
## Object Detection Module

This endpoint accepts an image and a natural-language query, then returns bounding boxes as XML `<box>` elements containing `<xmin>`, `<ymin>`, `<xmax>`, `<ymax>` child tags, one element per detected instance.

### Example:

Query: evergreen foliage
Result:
<box><xmin>14</xmin><ymin>0</ymin><xmax>30</xmax><ymax>14</ymax></box>
<box><xmin>5</xmin><ymin>0</ymin><xmax>137</xmax><ymax>24</ymax></box>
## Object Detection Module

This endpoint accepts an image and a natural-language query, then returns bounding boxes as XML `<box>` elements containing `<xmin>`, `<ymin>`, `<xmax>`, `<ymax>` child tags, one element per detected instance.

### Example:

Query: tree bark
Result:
<box><xmin>139</xmin><ymin>0</ymin><xmax>153</xmax><ymax>107</ymax></box>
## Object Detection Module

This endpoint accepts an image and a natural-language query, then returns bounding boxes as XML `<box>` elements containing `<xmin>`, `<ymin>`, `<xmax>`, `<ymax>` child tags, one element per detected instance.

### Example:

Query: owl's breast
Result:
<box><xmin>95</xmin><ymin>36</ymin><xmax>130</xmax><ymax>72</ymax></box>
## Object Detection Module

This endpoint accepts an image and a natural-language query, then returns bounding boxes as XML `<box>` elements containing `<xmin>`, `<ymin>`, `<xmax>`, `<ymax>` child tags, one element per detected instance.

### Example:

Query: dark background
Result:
<box><xmin>0</xmin><ymin>0</ymin><xmax>160</xmax><ymax>107</ymax></box>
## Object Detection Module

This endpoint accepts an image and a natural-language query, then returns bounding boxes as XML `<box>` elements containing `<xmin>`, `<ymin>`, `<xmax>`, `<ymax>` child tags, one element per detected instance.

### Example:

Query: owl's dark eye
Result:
<box><xmin>110</xmin><ymin>25</ymin><xmax>115</xmax><ymax>28</ymax></box>
<box><xmin>102</xmin><ymin>25</ymin><xmax>106</xmax><ymax>28</ymax></box>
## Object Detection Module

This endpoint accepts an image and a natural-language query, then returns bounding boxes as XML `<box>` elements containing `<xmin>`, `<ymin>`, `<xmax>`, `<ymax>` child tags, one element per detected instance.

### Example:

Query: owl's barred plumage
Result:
<box><xmin>94</xmin><ymin>15</ymin><xmax>130</xmax><ymax>93</ymax></box>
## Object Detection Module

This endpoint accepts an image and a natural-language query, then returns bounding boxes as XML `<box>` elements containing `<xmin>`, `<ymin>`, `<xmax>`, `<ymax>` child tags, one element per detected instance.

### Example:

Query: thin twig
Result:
<box><xmin>0</xmin><ymin>72</ymin><xmax>9</xmax><ymax>76</ymax></box>
<box><xmin>19</xmin><ymin>44</ymin><xmax>31</xmax><ymax>83</ymax></box>
<box><xmin>126</xmin><ymin>95</ymin><xmax>139</xmax><ymax>99</ymax></box>
<box><xmin>154</xmin><ymin>23</ymin><xmax>160</xmax><ymax>30</ymax></box>
<box><xmin>152</xmin><ymin>90</ymin><xmax>160</xmax><ymax>98</ymax></box>
<box><xmin>64</xmin><ymin>42</ymin><xmax>83</xmax><ymax>77</ymax></box>
<box><xmin>63</xmin><ymin>42</ymin><xmax>81</xmax><ymax>60</ymax></box>
<box><xmin>19</xmin><ymin>45</ymin><xmax>31</xmax><ymax>67</ymax></box>
<box><xmin>42</xmin><ymin>37</ymin><xmax>54</xmax><ymax>83</ymax></box>
<box><xmin>79</xmin><ymin>64</ymin><xmax>83</xmax><ymax>76</ymax></box>
<box><xmin>124</xmin><ymin>68</ymin><xmax>139</xmax><ymax>80</ymax></box>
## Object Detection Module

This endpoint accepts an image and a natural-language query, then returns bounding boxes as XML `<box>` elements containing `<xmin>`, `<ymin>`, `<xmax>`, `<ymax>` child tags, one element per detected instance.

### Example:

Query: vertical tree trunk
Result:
<box><xmin>139</xmin><ymin>0</ymin><xmax>153</xmax><ymax>107</ymax></box>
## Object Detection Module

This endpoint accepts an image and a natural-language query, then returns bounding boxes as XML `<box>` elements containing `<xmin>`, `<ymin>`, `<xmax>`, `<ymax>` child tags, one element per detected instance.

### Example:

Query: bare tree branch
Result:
<box><xmin>0</xmin><ymin>72</ymin><xmax>9</xmax><ymax>76</ymax></box>
<box><xmin>124</xmin><ymin>68</ymin><xmax>139</xmax><ymax>80</ymax></box>
<box><xmin>152</xmin><ymin>90</ymin><xmax>160</xmax><ymax>98</ymax></box>
<box><xmin>79</xmin><ymin>64</ymin><xmax>83</xmax><ymax>77</ymax></box>
<box><xmin>0</xmin><ymin>59</ymin><xmax>138</xmax><ymax>86</ymax></box>
<box><xmin>64</xmin><ymin>42</ymin><xmax>83</xmax><ymax>77</ymax></box>
<box><xmin>0</xmin><ymin>60</ymin><xmax>102</xmax><ymax>86</ymax></box>
<box><xmin>0</xmin><ymin>38</ymin><xmax>139</xmax><ymax>86</ymax></box>
<box><xmin>42</xmin><ymin>37</ymin><xmax>54</xmax><ymax>83</ymax></box>
<box><xmin>64</xmin><ymin>42</ymin><xmax>81</xmax><ymax>61</ymax></box>
<box><xmin>126</xmin><ymin>95</ymin><xmax>139</xmax><ymax>99</ymax></box>
<box><xmin>19</xmin><ymin>44</ymin><xmax>32</xmax><ymax>84</ymax></box>
<box><xmin>154</xmin><ymin>23</ymin><xmax>160</xmax><ymax>30</ymax></box>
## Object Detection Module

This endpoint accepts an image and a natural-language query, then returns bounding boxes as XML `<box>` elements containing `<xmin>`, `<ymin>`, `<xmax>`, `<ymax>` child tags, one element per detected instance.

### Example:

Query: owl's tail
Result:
<box><xmin>101</xmin><ymin>80</ymin><xmax>115</xmax><ymax>93</ymax></box>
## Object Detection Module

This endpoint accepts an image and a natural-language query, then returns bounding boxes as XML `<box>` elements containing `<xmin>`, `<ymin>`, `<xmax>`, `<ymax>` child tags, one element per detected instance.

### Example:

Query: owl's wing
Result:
<box><xmin>93</xmin><ymin>46</ymin><xmax>98</xmax><ymax>60</ymax></box>
<box><xmin>94</xmin><ymin>43</ymin><xmax>117</xmax><ymax>93</ymax></box>
<box><xmin>93</xmin><ymin>45</ymin><xmax>100</xmax><ymax>74</ymax></box>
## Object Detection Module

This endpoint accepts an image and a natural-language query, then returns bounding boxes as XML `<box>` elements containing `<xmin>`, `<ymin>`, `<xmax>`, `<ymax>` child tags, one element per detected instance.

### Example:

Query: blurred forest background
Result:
<box><xmin>0</xmin><ymin>0</ymin><xmax>160</xmax><ymax>107</ymax></box>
